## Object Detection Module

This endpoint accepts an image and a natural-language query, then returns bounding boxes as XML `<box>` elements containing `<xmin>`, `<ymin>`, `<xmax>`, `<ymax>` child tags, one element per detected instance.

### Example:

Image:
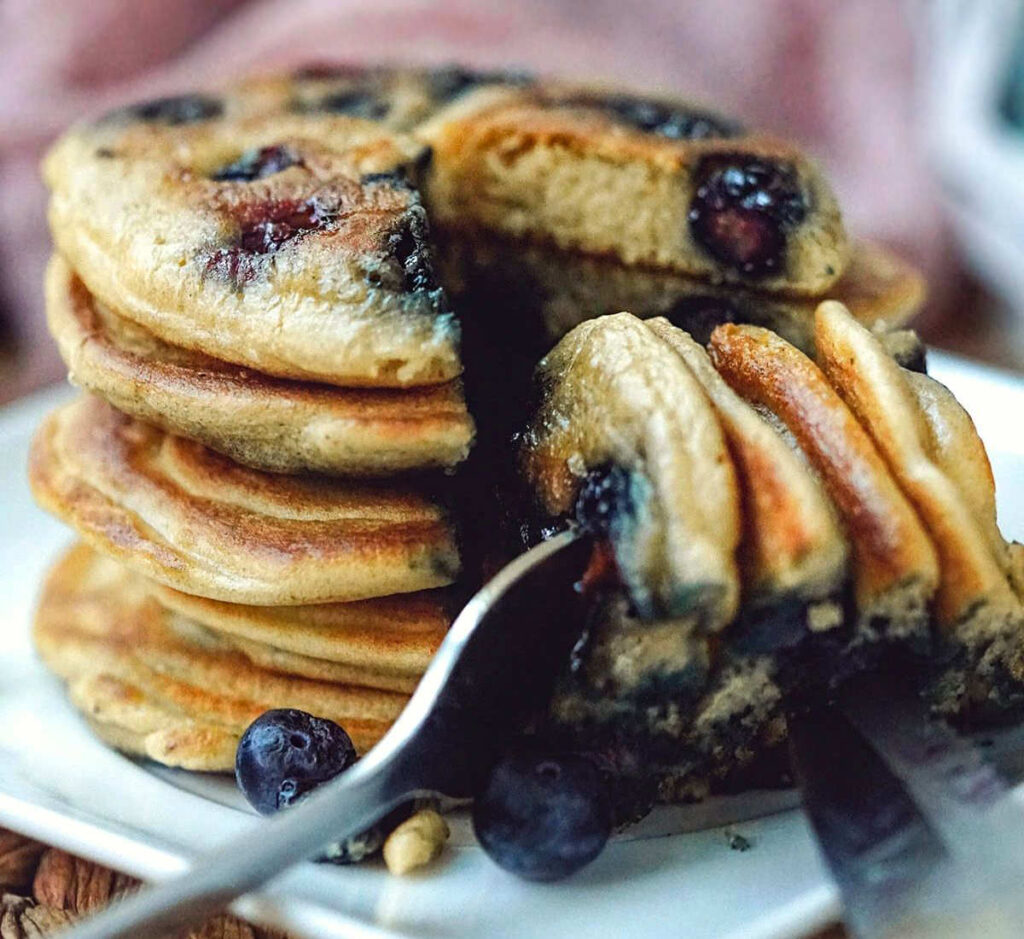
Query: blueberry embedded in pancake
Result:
<box><xmin>102</xmin><ymin>93</ymin><xmax>225</xmax><ymax>126</ymax></box>
<box><xmin>418</xmin><ymin>80</ymin><xmax>848</xmax><ymax>293</ymax></box>
<box><xmin>687</xmin><ymin>156</ymin><xmax>807</xmax><ymax>279</ymax></box>
<box><xmin>44</xmin><ymin>109</ymin><xmax>459</xmax><ymax>387</ymax></box>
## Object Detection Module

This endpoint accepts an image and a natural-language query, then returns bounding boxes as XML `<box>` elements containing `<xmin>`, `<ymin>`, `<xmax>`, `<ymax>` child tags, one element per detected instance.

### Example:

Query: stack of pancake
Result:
<box><xmin>31</xmin><ymin>66</ymin><xmax>928</xmax><ymax>780</ymax></box>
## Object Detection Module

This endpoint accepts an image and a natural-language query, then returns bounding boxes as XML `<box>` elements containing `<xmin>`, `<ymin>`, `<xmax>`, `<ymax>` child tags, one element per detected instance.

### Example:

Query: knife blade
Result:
<box><xmin>791</xmin><ymin>675</ymin><xmax>1024</xmax><ymax>938</ymax></box>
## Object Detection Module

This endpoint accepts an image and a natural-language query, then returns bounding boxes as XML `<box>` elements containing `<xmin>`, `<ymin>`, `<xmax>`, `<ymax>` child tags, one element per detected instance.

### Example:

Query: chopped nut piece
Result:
<box><xmin>382</xmin><ymin>809</ymin><xmax>449</xmax><ymax>875</ymax></box>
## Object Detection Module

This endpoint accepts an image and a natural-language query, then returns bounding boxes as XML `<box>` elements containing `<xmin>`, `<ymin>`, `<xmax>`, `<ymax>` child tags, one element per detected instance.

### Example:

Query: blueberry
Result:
<box><xmin>212</xmin><ymin>145</ymin><xmax>299</xmax><ymax>182</ymax></box>
<box><xmin>688</xmin><ymin>157</ymin><xmax>806</xmax><ymax>278</ymax></box>
<box><xmin>583</xmin><ymin>94</ymin><xmax>742</xmax><ymax>141</ymax></box>
<box><xmin>312</xmin><ymin>89</ymin><xmax>391</xmax><ymax>120</ymax></box>
<box><xmin>426</xmin><ymin>66</ymin><xmax>533</xmax><ymax>103</ymax></box>
<box><xmin>574</xmin><ymin>465</ymin><xmax>634</xmax><ymax>539</ymax></box>
<box><xmin>235</xmin><ymin>709</ymin><xmax>356</xmax><ymax>815</ymax></box>
<box><xmin>472</xmin><ymin>751</ymin><xmax>612</xmax><ymax>882</ymax></box>
<box><xmin>116</xmin><ymin>93</ymin><xmax>223</xmax><ymax>125</ymax></box>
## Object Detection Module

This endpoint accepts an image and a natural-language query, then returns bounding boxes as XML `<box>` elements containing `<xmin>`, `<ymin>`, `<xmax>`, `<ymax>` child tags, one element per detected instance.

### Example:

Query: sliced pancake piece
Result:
<box><xmin>46</xmin><ymin>257</ymin><xmax>474</xmax><ymax>475</ymax></box>
<box><xmin>44</xmin><ymin>110</ymin><xmax>458</xmax><ymax>387</ymax></box>
<box><xmin>29</xmin><ymin>396</ymin><xmax>460</xmax><ymax>604</ymax></box>
<box><xmin>441</xmin><ymin>238</ymin><xmax>925</xmax><ymax>357</ymax></box>
<box><xmin>813</xmin><ymin>302</ymin><xmax>1024</xmax><ymax>713</ymax></box>
<box><xmin>418</xmin><ymin>80</ymin><xmax>847</xmax><ymax>293</ymax></box>
<box><xmin>520</xmin><ymin>312</ymin><xmax>741</xmax><ymax>627</ymax></box>
<box><xmin>35</xmin><ymin>544</ymin><xmax>406</xmax><ymax>769</ymax></box>
<box><xmin>646</xmin><ymin>320</ymin><xmax>847</xmax><ymax>625</ymax></box>
<box><xmin>708</xmin><ymin>322</ymin><xmax>940</xmax><ymax>645</ymax></box>
<box><xmin>148</xmin><ymin>582</ymin><xmax>450</xmax><ymax>694</ymax></box>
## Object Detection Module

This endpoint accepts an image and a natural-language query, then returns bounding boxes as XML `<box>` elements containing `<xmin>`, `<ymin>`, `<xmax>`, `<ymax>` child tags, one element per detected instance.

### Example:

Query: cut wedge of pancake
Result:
<box><xmin>520</xmin><ymin>312</ymin><xmax>741</xmax><ymax>627</ymax></box>
<box><xmin>646</xmin><ymin>320</ymin><xmax>847</xmax><ymax>608</ymax></box>
<box><xmin>35</xmin><ymin>544</ymin><xmax>408</xmax><ymax>770</ymax></box>
<box><xmin>812</xmin><ymin>302</ymin><xmax>1024</xmax><ymax>713</ymax></box>
<box><xmin>442</xmin><ymin>238</ymin><xmax>924</xmax><ymax>356</ymax></box>
<box><xmin>148</xmin><ymin>582</ymin><xmax>450</xmax><ymax>694</ymax></box>
<box><xmin>46</xmin><ymin>256</ymin><xmax>474</xmax><ymax>475</ymax></box>
<box><xmin>417</xmin><ymin>80</ymin><xmax>848</xmax><ymax>293</ymax></box>
<box><xmin>44</xmin><ymin>111</ymin><xmax>458</xmax><ymax>387</ymax></box>
<box><xmin>708</xmin><ymin>322</ymin><xmax>939</xmax><ymax>644</ymax></box>
<box><xmin>29</xmin><ymin>396</ymin><xmax>460</xmax><ymax>604</ymax></box>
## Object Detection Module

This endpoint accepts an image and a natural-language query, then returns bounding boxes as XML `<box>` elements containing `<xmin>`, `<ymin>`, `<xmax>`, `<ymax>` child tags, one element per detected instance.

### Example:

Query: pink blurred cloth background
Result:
<box><xmin>0</xmin><ymin>0</ymin><xmax>961</xmax><ymax>398</ymax></box>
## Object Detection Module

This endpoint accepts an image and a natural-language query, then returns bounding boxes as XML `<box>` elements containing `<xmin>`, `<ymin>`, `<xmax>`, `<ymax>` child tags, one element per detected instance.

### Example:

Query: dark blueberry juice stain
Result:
<box><xmin>577</xmin><ymin>94</ymin><xmax>743</xmax><ymax>141</ymax></box>
<box><xmin>211</xmin><ymin>145</ymin><xmax>300</xmax><ymax>182</ymax></box>
<box><xmin>688</xmin><ymin>156</ymin><xmax>806</xmax><ymax>278</ymax></box>
<box><xmin>205</xmin><ymin>196</ymin><xmax>335</xmax><ymax>287</ymax></box>
<box><xmin>112</xmin><ymin>94</ymin><xmax>223</xmax><ymax>126</ymax></box>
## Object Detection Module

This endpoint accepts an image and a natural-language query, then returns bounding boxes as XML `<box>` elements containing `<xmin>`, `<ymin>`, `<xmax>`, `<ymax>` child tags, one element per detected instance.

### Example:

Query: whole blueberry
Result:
<box><xmin>473</xmin><ymin>751</ymin><xmax>612</xmax><ymax>882</ymax></box>
<box><xmin>688</xmin><ymin>157</ymin><xmax>806</xmax><ymax>278</ymax></box>
<box><xmin>235</xmin><ymin>709</ymin><xmax>357</xmax><ymax>815</ymax></box>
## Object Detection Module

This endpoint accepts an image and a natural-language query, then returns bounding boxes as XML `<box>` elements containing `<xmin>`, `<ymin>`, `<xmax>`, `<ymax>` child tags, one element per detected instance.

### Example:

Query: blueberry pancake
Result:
<box><xmin>148</xmin><ymin>581</ymin><xmax>451</xmax><ymax>694</ymax></box>
<box><xmin>44</xmin><ymin>110</ymin><xmax>458</xmax><ymax>387</ymax></box>
<box><xmin>441</xmin><ymin>237</ymin><xmax>925</xmax><ymax>360</ymax></box>
<box><xmin>520</xmin><ymin>312</ymin><xmax>742</xmax><ymax>632</ymax></box>
<box><xmin>709</xmin><ymin>321</ymin><xmax>940</xmax><ymax>648</ymax></box>
<box><xmin>46</xmin><ymin>257</ymin><xmax>474</xmax><ymax>474</ymax></box>
<box><xmin>418</xmin><ymin>79</ymin><xmax>848</xmax><ymax>293</ymax></box>
<box><xmin>810</xmin><ymin>302</ymin><xmax>1024</xmax><ymax>716</ymax></box>
<box><xmin>35</xmin><ymin>543</ymin><xmax>407</xmax><ymax>770</ymax></box>
<box><xmin>29</xmin><ymin>396</ymin><xmax>460</xmax><ymax>605</ymax></box>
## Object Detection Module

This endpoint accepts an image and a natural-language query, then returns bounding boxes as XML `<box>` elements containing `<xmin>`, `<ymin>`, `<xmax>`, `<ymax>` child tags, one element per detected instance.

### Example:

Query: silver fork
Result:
<box><xmin>64</xmin><ymin>529</ymin><xmax>591</xmax><ymax>939</ymax></box>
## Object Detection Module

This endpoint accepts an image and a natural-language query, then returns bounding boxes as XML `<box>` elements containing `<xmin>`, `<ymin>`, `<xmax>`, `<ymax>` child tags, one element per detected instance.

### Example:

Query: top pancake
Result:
<box><xmin>29</xmin><ymin>395</ymin><xmax>460</xmax><ymax>604</ymax></box>
<box><xmin>46</xmin><ymin>256</ymin><xmax>474</xmax><ymax>475</ymax></box>
<box><xmin>44</xmin><ymin>107</ymin><xmax>459</xmax><ymax>387</ymax></box>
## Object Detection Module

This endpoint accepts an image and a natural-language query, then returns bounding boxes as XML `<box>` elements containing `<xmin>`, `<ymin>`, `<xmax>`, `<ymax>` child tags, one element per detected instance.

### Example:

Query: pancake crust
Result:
<box><xmin>44</xmin><ymin>111</ymin><xmax>458</xmax><ymax>387</ymax></box>
<box><xmin>36</xmin><ymin>544</ymin><xmax>408</xmax><ymax>770</ymax></box>
<box><xmin>521</xmin><ymin>312</ymin><xmax>741</xmax><ymax>627</ymax></box>
<box><xmin>418</xmin><ymin>80</ymin><xmax>848</xmax><ymax>293</ymax></box>
<box><xmin>29</xmin><ymin>396</ymin><xmax>460</xmax><ymax>604</ymax></box>
<box><xmin>708</xmin><ymin>323</ymin><xmax>940</xmax><ymax>638</ymax></box>
<box><xmin>149</xmin><ymin>582</ymin><xmax>450</xmax><ymax>694</ymax></box>
<box><xmin>46</xmin><ymin>256</ymin><xmax>473</xmax><ymax>475</ymax></box>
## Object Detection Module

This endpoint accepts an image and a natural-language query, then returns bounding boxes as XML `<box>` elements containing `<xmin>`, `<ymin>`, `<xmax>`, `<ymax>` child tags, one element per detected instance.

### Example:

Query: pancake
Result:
<box><xmin>520</xmin><ymin>312</ymin><xmax>742</xmax><ymax>629</ymax></box>
<box><xmin>417</xmin><ymin>79</ymin><xmax>848</xmax><ymax>294</ymax></box>
<box><xmin>29</xmin><ymin>396</ymin><xmax>460</xmax><ymax>604</ymax></box>
<box><xmin>44</xmin><ymin>110</ymin><xmax>458</xmax><ymax>387</ymax></box>
<box><xmin>46</xmin><ymin>256</ymin><xmax>474</xmax><ymax>475</ymax></box>
<box><xmin>812</xmin><ymin>302</ymin><xmax>1024</xmax><ymax>714</ymax></box>
<box><xmin>708</xmin><ymin>322</ymin><xmax>940</xmax><ymax>645</ymax></box>
<box><xmin>148</xmin><ymin>582</ymin><xmax>451</xmax><ymax>694</ymax></box>
<box><xmin>441</xmin><ymin>238</ymin><xmax>924</xmax><ymax>357</ymax></box>
<box><xmin>35</xmin><ymin>544</ymin><xmax>408</xmax><ymax>770</ymax></box>
<box><xmin>646</xmin><ymin>320</ymin><xmax>847</xmax><ymax>608</ymax></box>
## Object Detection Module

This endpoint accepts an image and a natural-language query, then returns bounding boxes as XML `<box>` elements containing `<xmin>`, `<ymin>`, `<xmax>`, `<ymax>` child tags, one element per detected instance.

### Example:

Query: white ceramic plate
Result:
<box><xmin>2</xmin><ymin>351</ymin><xmax>1023</xmax><ymax>939</ymax></box>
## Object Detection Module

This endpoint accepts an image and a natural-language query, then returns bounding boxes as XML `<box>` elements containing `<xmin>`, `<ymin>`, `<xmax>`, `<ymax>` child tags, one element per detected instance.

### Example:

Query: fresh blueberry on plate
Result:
<box><xmin>235</xmin><ymin>708</ymin><xmax>357</xmax><ymax>815</ymax></box>
<box><xmin>473</xmin><ymin>750</ymin><xmax>613</xmax><ymax>882</ymax></box>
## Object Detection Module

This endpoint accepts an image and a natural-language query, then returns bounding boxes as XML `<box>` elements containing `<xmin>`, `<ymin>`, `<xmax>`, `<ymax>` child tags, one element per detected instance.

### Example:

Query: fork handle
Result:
<box><xmin>66</xmin><ymin>753</ymin><xmax>409</xmax><ymax>939</ymax></box>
